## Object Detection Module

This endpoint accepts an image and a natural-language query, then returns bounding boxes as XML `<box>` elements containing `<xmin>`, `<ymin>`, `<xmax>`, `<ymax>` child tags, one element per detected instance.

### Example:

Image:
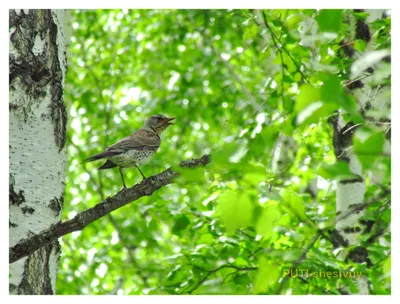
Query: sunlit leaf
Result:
<box><xmin>353</xmin><ymin>126</ymin><xmax>386</xmax><ymax>170</ymax></box>
<box><xmin>253</xmin><ymin>258</ymin><xmax>280</xmax><ymax>294</ymax></box>
<box><xmin>282</xmin><ymin>191</ymin><xmax>307</xmax><ymax>223</ymax></box>
<box><xmin>256</xmin><ymin>201</ymin><xmax>281</xmax><ymax>240</ymax></box>
<box><xmin>318</xmin><ymin>161</ymin><xmax>359</xmax><ymax>180</ymax></box>
<box><xmin>215</xmin><ymin>190</ymin><xmax>253</xmax><ymax>234</ymax></box>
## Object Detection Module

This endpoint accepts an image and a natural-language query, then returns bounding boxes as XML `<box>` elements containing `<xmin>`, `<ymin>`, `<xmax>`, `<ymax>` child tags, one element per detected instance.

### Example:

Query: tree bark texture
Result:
<box><xmin>332</xmin><ymin>9</ymin><xmax>390</xmax><ymax>295</ymax></box>
<box><xmin>9</xmin><ymin>9</ymin><xmax>67</xmax><ymax>295</ymax></box>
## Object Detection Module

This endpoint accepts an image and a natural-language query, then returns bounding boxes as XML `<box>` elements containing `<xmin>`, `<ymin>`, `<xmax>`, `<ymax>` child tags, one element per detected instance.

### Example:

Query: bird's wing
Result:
<box><xmin>82</xmin><ymin>129</ymin><xmax>160</xmax><ymax>163</ymax></box>
<box><xmin>106</xmin><ymin>129</ymin><xmax>160</xmax><ymax>153</ymax></box>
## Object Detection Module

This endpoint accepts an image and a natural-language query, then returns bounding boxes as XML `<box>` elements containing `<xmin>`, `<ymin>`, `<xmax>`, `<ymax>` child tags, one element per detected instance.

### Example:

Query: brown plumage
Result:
<box><xmin>83</xmin><ymin>114</ymin><xmax>174</xmax><ymax>188</ymax></box>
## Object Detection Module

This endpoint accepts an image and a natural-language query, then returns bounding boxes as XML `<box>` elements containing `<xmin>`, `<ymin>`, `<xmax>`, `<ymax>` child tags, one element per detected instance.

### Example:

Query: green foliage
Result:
<box><xmin>316</xmin><ymin>10</ymin><xmax>343</xmax><ymax>33</ymax></box>
<box><xmin>253</xmin><ymin>258</ymin><xmax>280</xmax><ymax>294</ymax></box>
<box><xmin>318</xmin><ymin>161</ymin><xmax>358</xmax><ymax>180</ymax></box>
<box><xmin>215</xmin><ymin>190</ymin><xmax>253</xmax><ymax>234</ymax></box>
<box><xmin>58</xmin><ymin>9</ymin><xmax>391</xmax><ymax>295</ymax></box>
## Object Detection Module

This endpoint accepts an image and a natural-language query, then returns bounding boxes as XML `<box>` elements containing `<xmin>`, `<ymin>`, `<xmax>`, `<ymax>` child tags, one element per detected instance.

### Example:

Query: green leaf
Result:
<box><xmin>316</xmin><ymin>10</ymin><xmax>343</xmax><ymax>33</ymax></box>
<box><xmin>295</xmin><ymin>84</ymin><xmax>321</xmax><ymax>112</ymax></box>
<box><xmin>273</xmin><ymin>52</ymin><xmax>296</xmax><ymax>73</ymax></box>
<box><xmin>256</xmin><ymin>202</ymin><xmax>281</xmax><ymax>240</ymax></box>
<box><xmin>295</xmin><ymin>75</ymin><xmax>364</xmax><ymax>125</ymax></box>
<box><xmin>383</xmin><ymin>256</ymin><xmax>391</xmax><ymax>279</ymax></box>
<box><xmin>197</xmin><ymin>233</ymin><xmax>214</xmax><ymax>244</ymax></box>
<box><xmin>243</xmin><ymin>24</ymin><xmax>258</xmax><ymax>40</ymax></box>
<box><xmin>283</xmin><ymin>96</ymin><xmax>295</xmax><ymax>113</ymax></box>
<box><xmin>215</xmin><ymin>190</ymin><xmax>253</xmax><ymax>234</ymax></box>
<box><xmin>253</xmin><ymin>258</ymin><xmax>280</xmax><ymax>294</ymax></box>
<box><xmin>295</xmin><ymin>83</ymin><xmax>340</xmax><ymax>125</ymax></box>
<box><xmin>353</xmin><ymin>126</ymin><xmax>386</xmax><ymax>170</ymax></box>
<box><xmin>354</xmin><ymin>40</ymin><xmax>367</xmax><ymax>52</ymax></box>
<box><xmin>296</xmin><ymin>102</ymin><xmax>324</xmax><ymax>125</ymax></box>
<box><xmin>321</xmin><ymin>75</ymin><xmax>364</xmax><ymax>123</ymax></box>
<box><xmin>354</xmin><ymin>12</ymin><xmax>370</xmax><ymax>21</ymax></box>
<box><xmin>286</xmin><ymin>13</ymin><xmax>308</xmax><ymax>29</ymax></box>
<box><xmin>282</xmin><ymin>191</ymin><xmax>307</xmax><ymax>223</ymax></box>
<box><xmin>318</xmin><ymin>161</ymin><xmax>359</xmax><ymax>180</ymax></box>
<box><xmin>213</xmin><ymin>141</ymin><xmax>248</xmax><ymax>165</ymax></box>
<box><xmin>172</xmin><ymin>216</ymin><xmax>190</xmax><ymax>235</ymax></box>
<box><xmin>249</xmin><ymin>128</ymin><xmax>278</xmax><ymax>158</ymax></box>
<box><xmin>175</xmin><ymin>167</ymin><xmax>207</xmax><ymax>183</ymax></box>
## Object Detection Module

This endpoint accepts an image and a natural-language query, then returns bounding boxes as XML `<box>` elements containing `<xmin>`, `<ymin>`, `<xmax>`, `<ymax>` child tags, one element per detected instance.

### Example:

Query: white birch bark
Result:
<box><xmin>9</xmin><ymin>9</ymin><xmax>67</xmax><ymax>295</ymax></box>
<box><xmin>334</xmin><ymin>9</ymin><xmax>390</xmax><ymax>295</ymax></box>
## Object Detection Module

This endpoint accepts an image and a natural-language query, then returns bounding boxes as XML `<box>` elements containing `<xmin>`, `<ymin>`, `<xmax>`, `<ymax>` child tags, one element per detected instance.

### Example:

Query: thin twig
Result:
<box><xmin>276</xmin><ymin>234</ymin><xmax>320</xmax><ymax>294</ymax></box>
<box><xmin>259</xmin><ymin>10</ymin><xmax>309</xmax><ymax>83</ymax></box>
<box><xmin>182</xmin><ymin>264</ymin><xmax>258</xmax><ymax>294</ymax></box>
<box><xmin>261</xmin><ymin>12</ymin><xmax>285</xmax><ymax>105</ymax></box>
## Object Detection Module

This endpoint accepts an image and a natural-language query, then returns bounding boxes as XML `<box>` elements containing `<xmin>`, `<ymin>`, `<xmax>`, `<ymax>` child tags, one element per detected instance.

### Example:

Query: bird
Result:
<box><xmin>82</xmin><ymin>114</ymin><xmax>175</xmax><ymax>189</ymax></box>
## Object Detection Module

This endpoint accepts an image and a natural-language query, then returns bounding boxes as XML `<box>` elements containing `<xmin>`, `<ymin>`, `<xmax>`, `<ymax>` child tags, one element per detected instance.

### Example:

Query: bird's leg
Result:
<box><xmin>119</xmin><ymin>167</ymin><xmax>127</xmax><ymax>189</ymax></box>
<box><xmin>135</xmin><ymin>165</ymin><xmax>147</xmax><ymax>180</ymax></box>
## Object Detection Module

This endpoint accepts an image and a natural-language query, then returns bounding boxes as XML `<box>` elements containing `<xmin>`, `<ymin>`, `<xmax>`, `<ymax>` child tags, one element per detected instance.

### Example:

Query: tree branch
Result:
<box><xmin>9</xmin><ymin>154</ymin><xmax>211</xmax><ymax>264</ymax></box>
<box><xmin>182</xmin><ymin>264</ymin><xmax>258</xmax><ymax>294</ymax></box>
<box><xmin>258</xmin><ymin>10</ymin><xmax>309</xmax><ymax>83</ymax></box>
<box><xmin>276</xmin><ymin>234</ymin><xmax>320</xmax><ymax>294</ymax></box>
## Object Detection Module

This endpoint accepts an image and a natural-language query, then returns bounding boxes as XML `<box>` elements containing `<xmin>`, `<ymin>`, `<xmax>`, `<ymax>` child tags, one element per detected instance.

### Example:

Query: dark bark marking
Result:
<box><xmin>48</xmin><ymin>196</ymin><xmax>63</xmax><ymax>216</ymax></box>
<box><xmin>9</xmin><ymin>283</ymin><xmax>17</xmax><ymax>294</ymax></box>
<box><xmin>355</xmin><ymin>19</ymin><xmax>371</xmax><ymax>43</ymax></box>
<box><xmin>329</xmin><ymin>114</ymin><xmax>359</xmax><ymax>162</ymax></box>
<box><xmin>344</xmin><ymin>79</ymin><xmax>364</xmax><ymax>90</ymax></box>
<box><xmin>338</xmin><ymin>40</ymin><xmax>355</xmax><ymax>58</ymax></box>
<box><xmin>330</xmin><ymin>229</ymin><xmax>349</xmax><ymax>248</ymax></box>
<box><xmin>47</xmin><ymin>10</ymin><xmax>67</xmax><ymax>150</ymax></box>
<box><xmin>9</xmin><ymin>183</ymin><xmax>25</xmax><ymax>206</ymax></box>
<box><xmin>344</xmin><ymin>226</ymin><xmax>362</xmax><ymax>233</ymax></box>
<box><xmin>347</xmin><ymin>246</ymin><xmax>370</xmax><ymax>265</ymax></box>
<box><xmin>21</xmin><ymin>206</ymin><xmax>35</xmax><ymax>215</ymax></box>
<box><xmin>339</xmin><ymin>176</ymin><xmax>364</xmax><ymax>184</ymax></box>
<box><xmin>360</xmin><ymin>219</ymin><xmax>375</xmax><ymax>234</ymax></box>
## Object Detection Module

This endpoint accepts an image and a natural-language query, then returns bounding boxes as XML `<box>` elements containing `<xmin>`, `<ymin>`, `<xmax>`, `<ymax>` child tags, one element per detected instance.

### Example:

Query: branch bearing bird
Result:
<box><xmin>83</xmin><ymin>114</ymin><xmax>175</xmax><ymax>189</ymax></box>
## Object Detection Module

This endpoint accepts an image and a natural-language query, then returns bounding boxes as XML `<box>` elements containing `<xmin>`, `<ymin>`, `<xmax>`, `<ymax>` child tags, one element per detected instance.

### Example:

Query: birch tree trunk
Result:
<box><xmin>9</xmin><ymin>9</ymin><xmax>67</xmax><ymax>295</ymax></box>
<box><xmin>332</xmin><ymin>9</ymin><xmax>390</xmax><ymax>295</ymax></box>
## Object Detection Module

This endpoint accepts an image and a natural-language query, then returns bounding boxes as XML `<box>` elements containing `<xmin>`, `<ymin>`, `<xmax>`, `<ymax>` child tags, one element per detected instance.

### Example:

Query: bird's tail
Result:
<box><xmin>98</xmin><ymin>160</ymin><xmax>118</xmax><ymax>170</ymax></box>
<box><xmin>81</xmin><ymin>151</ymin><xmax>120</xmax><ymax>164</ymax></box>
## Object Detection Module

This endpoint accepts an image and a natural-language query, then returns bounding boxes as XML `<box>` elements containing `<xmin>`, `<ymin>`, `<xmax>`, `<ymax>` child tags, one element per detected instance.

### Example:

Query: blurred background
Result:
<box><xmin>59</xmin><ymin>9</ymin><xmax>391</xmax><ymax>295</ymax></box>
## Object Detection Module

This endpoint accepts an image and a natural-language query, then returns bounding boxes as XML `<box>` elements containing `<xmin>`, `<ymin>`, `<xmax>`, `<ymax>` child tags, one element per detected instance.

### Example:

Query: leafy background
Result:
<box><xmin>58</xmin><ymin>9</ymin><xmax>391</xmax><ymax>295</ymax></box>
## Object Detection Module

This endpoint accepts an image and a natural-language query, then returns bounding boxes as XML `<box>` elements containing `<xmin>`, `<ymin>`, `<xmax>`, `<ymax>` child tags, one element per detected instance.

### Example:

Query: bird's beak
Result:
<box><xmin>166</xmin><ymin>117</ymin><xmax>175</xmax><ymax>125</ymax></box>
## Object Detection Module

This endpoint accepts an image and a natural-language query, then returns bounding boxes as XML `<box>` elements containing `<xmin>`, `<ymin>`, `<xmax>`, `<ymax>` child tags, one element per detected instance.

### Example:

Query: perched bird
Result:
<box><xmin>83</xmin><ymin>114</ymin><xmax>175</xmax><ymax>189</ymax></box>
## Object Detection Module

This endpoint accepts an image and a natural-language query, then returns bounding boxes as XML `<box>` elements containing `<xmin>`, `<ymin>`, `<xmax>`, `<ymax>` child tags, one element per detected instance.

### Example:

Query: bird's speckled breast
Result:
<box><xmin>108</xmin><ymin>149</ymin><xmax>157</xmax><ymax>168</ymax></box>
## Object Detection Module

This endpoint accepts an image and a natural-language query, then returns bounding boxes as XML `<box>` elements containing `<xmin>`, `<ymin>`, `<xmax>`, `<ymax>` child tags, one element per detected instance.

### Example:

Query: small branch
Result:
<box><xmin>259</xmin><ymin>10</ymin><xmax>309</xmax><ymax>83</ymax></box>
<box><xmin>261</xmin><ymin>12</ymin><xmax>285</xmax><ymax>105</ymax></box>
<box><xmin>9</xmin><ymin>154</ymin><xmax>211</xmax><ymax>264</ymax></box>
<box><xmin>276</xmin><ymin>234</ymin><xmax>320</xmax><ymax>294</ymax></box>
<box><xmin>336</xmin><ymin>197</ymin><xmax>390</xmax><ymax>223</ymax></box>
<box><xmin>109</xmin><ymin>278</ymin><xmax>124</xmax><ymax>295</ymax></box>
<box><xmin>182</xmin><ymin>264</ymin><xmax>258</xmax><ymax>294</ymax></box>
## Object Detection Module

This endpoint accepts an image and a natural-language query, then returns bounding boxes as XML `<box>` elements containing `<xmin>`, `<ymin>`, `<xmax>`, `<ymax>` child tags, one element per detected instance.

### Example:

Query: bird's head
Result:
<box><xmin>143</xmin><ymin>114</ymin><xmax>175</xmax><ymax>135</ymax></box>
